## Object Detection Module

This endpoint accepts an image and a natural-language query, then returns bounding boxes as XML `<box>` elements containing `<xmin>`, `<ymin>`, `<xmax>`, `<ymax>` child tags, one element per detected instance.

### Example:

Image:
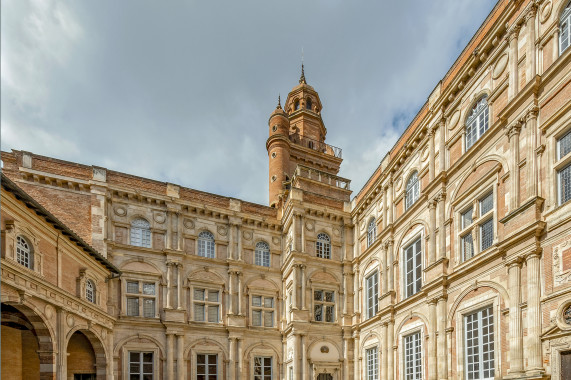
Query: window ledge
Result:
<box><xmin>498</xmin><ymin>196</ymin><xmax>544</xmax><ymax>224</ymax></box>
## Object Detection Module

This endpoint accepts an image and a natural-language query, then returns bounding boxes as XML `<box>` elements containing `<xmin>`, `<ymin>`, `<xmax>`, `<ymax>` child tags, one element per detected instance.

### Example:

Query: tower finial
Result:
<box><xmin>276</xmin><ymin>94</ymin><xmax>282</xmax><ymax>109</ymax></box>
<box><xmin>299</xmin><ymin>47</ymin><xmax>307</xmax><ymax>84</ymax></box>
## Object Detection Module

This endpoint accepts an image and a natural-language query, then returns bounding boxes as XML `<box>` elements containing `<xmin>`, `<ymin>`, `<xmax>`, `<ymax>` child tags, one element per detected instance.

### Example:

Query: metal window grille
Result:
<box><xmin>198</xmin><ymin>231</ymin><xmax>215</xmax><ymax>258</ymax></box>
<box><xmin>366</xmin><ymin>347</ymin><xmax>379</xmax><ymax>380</ymax></box>
<box><xmin>561</xmin><ymin>2</ymin><xmax>571</xmax><ymax>55</ymax></box>
<box><xmin>254</xmin><ymin>357</ymin><xmax>272</xmax><ymax>380</ymax></box>
<box><xmin>367</xmin><ymin>219</ymin><xmax>377</xmax><ymax>247</ymax></box>
<box><xmin>559</xmin><ymin>163</ymin><xmax>571</xmax><ymax>205</ymax></box>
<box><xmin>196</xmin><ymin>354</ymin><xmax>218</xmax><ymax>380</ymax></box>
<box><xmin>16</xmin><ymin>236</ymin><xmax>32</xmax><ymax>269</ymax></box>
<box><xmin>255</xmin><ymin>241</ymin><xmax>271</xmax><ymax>267</ymax></box>
<box><xmin>125</xmin><ymin>281</ymin><xmax>155</xmax><ymax>318</ymax></box>
<box><xmin>480</xmin><ymin>219</ymin><xmax>494</xmax><ymax>251</ymax></box>
<box><xmin>316</xmin><ymin>233</ymin><xmax>331</xmax><ymax>259</ymax></box>
<box><xmin>313</xmin><ymin>290</ymin><xmax>335</xmax><ymax>322</ymax></box>
<box><xmin>465</xmin><ymin>306</ymin><xmax>494</xmax><ymax>380</ymax></box>
<box><xmin>130</xmin><ymin>218</ymin><xmax>151</xmax><ymax>248</ymax></box>
<box><xmin>366</xmin><ymin>272</ymin><xmax>379</xmax><ymax>319</ymax></box>
<box><xmin>465</xmin><ymin>97</ymin><xmax>489</xmax><ymax>150</ymax></box>
<box><xmin>405</xmin><ymin>172</ymin><xmax>420</xmax><ymax>210</ymax></box>
<box><xmin>404</xmin><ymin>238</ymin><xmax>422</xmax><ymax>298</ymax></box>
<box><xmin>559</xmin><ymin>130</ymin><xmax>571</xmax><ymax>159</ymax></box>
<box><xmin>129</xmin><ymin>351</ymin><xmax>153</xmax><ymax>380</ymax></box>
<box><xmin>404</xmin><ymin>332</ymin><xmax>422</xmax><ymax>380</ymax></box>
<box><xmin>143</xmin><ymin>299</ymin><xmax>155</xmax><ymax>318</ymax></box>
<box><xmin>86</xmin><ymin>280</ymin><xmax>95</xmax><ymax>303</ymax></box>
<box><xmin>193</xmin><ymin>288</ymin><xmax>219</xmax><ymax>323</ymax></box>
<box><xmin>462</xmin><ymin>233</ymin><xmax>475</xmax><ymax>261</ymax></box>
<box><xmin>127</xmin><ymin>281</ymin><xmax>139</xmax><ymax>294</ymax></box>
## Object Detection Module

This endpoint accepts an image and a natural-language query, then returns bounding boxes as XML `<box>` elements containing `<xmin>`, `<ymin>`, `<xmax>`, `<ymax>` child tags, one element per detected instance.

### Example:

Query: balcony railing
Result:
<box><xmin>293</xmin><ymin>165</ymin><xmax>351</xmax><ymax>191</ymax></box>
<box><xmin>289</xmin><ymin>134</ymin><xmax>342</xmax><ymax>158</ymax></box>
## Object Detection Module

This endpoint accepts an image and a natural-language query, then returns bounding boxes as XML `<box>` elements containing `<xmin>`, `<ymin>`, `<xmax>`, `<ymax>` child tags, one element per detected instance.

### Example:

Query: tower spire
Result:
<box><xmin>299</xmin><ymin>48</ymin><xmax>307</xmax><ymax>84</ymax></box>
<box><xmin>276</xmin><ymin>94</ymin><xmax>282</xmax><ymax>109</ymax></box>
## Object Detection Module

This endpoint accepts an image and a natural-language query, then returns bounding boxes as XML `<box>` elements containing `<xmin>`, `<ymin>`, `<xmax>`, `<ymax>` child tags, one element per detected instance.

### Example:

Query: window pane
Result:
<box><xmin>560</xmin><ymin>164</ymin><xmax>571</xmax><ymax>205</ymax></box>
<box><xmin>264</xmin><ymin>297</ymin><xmax>274</xmax><ymax>308</ymax></box>
<box><xmin>314</xmin><ymin>290</ymin><xmax>323</xmax><ymax>301</ymax></box>
<box><xmin>252</xmin><ymin>295</ymin><xmax>262</xmax><ymax>307</ymax></box>
<box><xmin>207</xmin><ymin>305</ymin><xmax>219</xmax><ymax>323</ymax></box>
<box><xmin>480</xmin><ymin>219</ymin><xmax>494</xmax><ymax>251</ymax></box>
<box><xmin>194</xmin><ymin>304</ymin><xmax>205</xmax><ymax>321</ymax></box>
<box><xmin>143</xmin><ymin>299</ymin><xmax>155</xmax><ymax>318</ymax></box>
<box><xmin>559</xmin><ymin>130</ymin><xmax>571</xmax><ymax>159</ymax></box>
<box><xmin>208</xmin><ymin>290</ymin><xmax>219</xmax><ymax>302</ymax></box>
<box><xmin>194</xmin><ymin>289</ymin><xmax>205</xmax><ymax>301</ymax></box>
<box><xmin>127</xmin><ymin>297</ymin><xmax>139</xmax><ymax>316</ymax></box>
<box><xmin>462</xmin><ymin>233</ymin><xmax>474</xmax><ymax>261</ymax></box>
<box><xmin>325</xmin><ymin>291</ymin><xmax>334</xmax><ymax>302</ymax></box>
<box><xmin>142</xmin><ymin>283</ymin><xmax>155</xmax><ymax>295</ymax></box>
<box><xmin>325</xmin><ymin>305</ymin><xmax>334</xmax><ymax>322</ymax></box>
<box><xmin>314</xmin><ymin>304</ymin><xmax>323</xmax><ymax>321</ymax></box>
<box><xmin>479</xmin><ymin>193</ymin><xmax>493</xmax><ymax>216</ymax></box>
<box><xmin>264</xmin><ymin>311</ymin><xmax>273</xmax><ymax>327</ymax></box>
<box><xmin>252</xmin><ymin>310</ymin><xmax>262</xmax><ymax>326</ymax></box>
<box><xmin>462</xmin><ymin>208</ymin><xmax>473</xmax><ymax>229</ymax></box>
<box><xmin>127</xmin><ymin>281</ymin><xmax>139</xmax><ymax>294</ymax></box>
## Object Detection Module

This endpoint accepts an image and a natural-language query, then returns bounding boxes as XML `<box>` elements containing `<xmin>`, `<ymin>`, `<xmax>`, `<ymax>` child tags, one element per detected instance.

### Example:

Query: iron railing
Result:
<box><xmin>289</xmin><ymin>134</ymin><xmax>342</xmax><ymax>158</ymax></box>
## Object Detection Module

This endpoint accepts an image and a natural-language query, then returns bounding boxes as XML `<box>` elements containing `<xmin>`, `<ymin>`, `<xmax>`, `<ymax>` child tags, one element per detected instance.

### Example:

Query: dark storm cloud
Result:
<box><xmin>1</xmin><ymin>0</ymin><xmax>496</xmax><ymax>204</ymax></box>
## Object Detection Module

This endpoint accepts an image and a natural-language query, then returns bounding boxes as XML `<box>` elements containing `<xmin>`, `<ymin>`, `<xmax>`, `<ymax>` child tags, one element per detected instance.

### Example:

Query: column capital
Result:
<box><xmin>505</xmin><ymin>121</ymin><xmax>522</xmax><ymax>139</ymax></box>
<box><xmin>427</xmin><ymin>199</ymin><xmax>437</xmax><ymax>209</ymax></box>
<box><xmin>428</xmin><ymin>298</ymin><xmax>438</xmax><ymax>305</ymax></box>
<box><xmin>506</xmin><ymin>256</ymin><xmax>524</xmax><ymax>268</ymax></box>
<box><xmin>526</xmin><ymin>105</ymin><xmax>540</xmax><ymax>121</ymax></box>
<box><xmin>524</xmin><ymin>249</ymin><xmax>542</xmax><ymax>261</ymax></box>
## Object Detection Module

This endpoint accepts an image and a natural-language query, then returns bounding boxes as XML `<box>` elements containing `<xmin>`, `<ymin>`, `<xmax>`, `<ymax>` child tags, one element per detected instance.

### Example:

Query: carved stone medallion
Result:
<box><xmin>448</xmin><ymin>110</ymin><xmax>460</xmax><ymax>130</ymax></box>
<box><xmin>217</xmin><ymin>225</ymin><xmax>228</xmax><ymax>236</ymax></box>
<box><xmin>492</xmin><ymin>53</ymin><xmax>508</xmax><ymax>79</ymax></box>
<box><xmin>113</xmin><ymin>206</ymin><xmax>127</xmax><ymax>217</ymax></box>
<box><xmin>305</xmin><ymin>220</ymin><xmax>315</xmax><ymax>231</ymax></box>
<box><xmin>153</xmin><ymin>212</ymin><xmax>166</xmax><ymax>224</ymax></box>
<box><xmin>540</xmin><ymin>1</ymin><xmax>552</xmax><ymax>23</ymax></box>
<box><xmin>66</xmin><ymin>314</ymin><xmax>75</xmax><ymax>328</ymax></box>
<box><xmin>243</xmin><ymin>230</ymin><xmax>253</xmax><ymax>241</ymax></box>
<box><xmin>183</xmin><ymin>218</ymin><xmax>195</xmax><ymax>230</ymax></box>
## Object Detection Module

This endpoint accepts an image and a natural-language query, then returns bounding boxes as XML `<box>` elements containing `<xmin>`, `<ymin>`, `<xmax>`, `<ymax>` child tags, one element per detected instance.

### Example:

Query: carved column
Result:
<box><xmin>228</xmin><ymin>270</ymin><xmax>235</xmax><ymax>315</ymax></box>
<box><xmin>554</xmin><ymin>26</ymin><xmax>561</xmax><ymax>61</ymax></box>
<box><xmin>526</xmin><ymin>107</ymin><xmax>539</xmax><ymax>198</ymax></box>
<box><xmin>507</xmin><ymin>122</ymin><xmax>522</xmax><ymax>211</ymax></box>
<box><xmin>387</xmin><ymin>180</ymin><xmax>394</xmax><ymax>224</ymax></box>
<box><xmin>383</xmin><ymin>186</ymin><xmax>388</xmax><ymax>228</ymax></box>
<box><xmin>381</xmin><ymin>323</ymin><xmax>388</xmax><ymax>380</ymax></box>
<box><xmin>176</xmin><ymin>212</ymin><xmax>183</xmax><ymax>250</ymax></box>
<box><xmin>166</xmin><ymin>210</ymin><xmax>173</xmax><ymax>250</ymax></box>
<box><xmin>166</xmin><ymin>262</ymin><xmax>173</xmax><ymax>309</ymax></box>
<box><xmin>343</xmin><ymin>335</ymin><xmax>351</xmax><ymax>380</ymax></box>
<box><xmin>176</xmin><ymin>263</ymin><xmax>182</xmax><ymax>309</ymax></box>
<box><xmin>437</xmin><ymin>296</ymin><xmax>448</xmax><ymax>380</ymax></box>
<box><xmin>301</xmin><ymin>215</ymin><xmax>306</xmax><ymax>253</ymax></box>
<box><xmin>354</xmin><ymin>268</ymin><xmax>360</xmax><ymax>317</ymax></box>
<box><xmin>176</xmin><ymin>334</ymin><xmax>184</xmax><ymax>380</ymax></box>
<box><xmin>229</xmin><ymin>337</ymin><xmax>236</xmax><ymax>380</ymax></box>
<box><xmin>429</xmin><ymin>127</ymin><xmax>436</xmax><ymax>181</ymax></box>
<box><xmin>237</xmin><ymin>225</ymin><xmax>242</xmax><ymax>261</ymax></box>
<box><xmin>387</xmin><ymin>240</ymin><xmax>395</xmax><ymax>292</ymax></box>
<box><xmin>301</xmin><ymin>265</ymin><xmax>306</xmax><ymax>310</ymax></box>
<box><xmin>229</xmin><ymin>223</ymin><xmax>235</xmax><ymax>260</ymax></box>
<box><xmin>293</xmin><ymin>333</ymin><xmax>300</xmax><ymax>379</ymax></box>
<box><xmin>381</xmin><ymin>243</ymin><xmax>388</xmax><ymax>293</ymax></box>
<box><xmin>353</xmin><ymin>332</ymin><xmax>360</xmax><ymax>380</ymax></box>
<box><xmin>237</xmin><ymin>338</ymin><xmax>243</xmax><ymax>378</ymax></box>
<box><xmin>237</xmin><ymin>271</ymin><xmax>243</xmax><ymax>315</ymax></box>
<box><xmin>428</xmin><ymin>200</ymin><xmax>437</xmax><ymax>265</ymax></box>
<box><xmin>439</xmin><ymin>118</ymin><xmax>446</xmax><ymax>173</ymax></box>
<box><xmin>301</xmin><ymin>334</ymin><xmax>307</xmax><ymax>380</ymax></box>
<box><xmin>526</xmin><ymin>5</ymin><xmax>537</xmax><ymax>82</ymax></box>
<box><xmin>437</xmin><ymin>193</ymin><xmax>446</xmax><ymax>260</ymax></box>
<box><xmin>428</xmin><ymin>299</ymin><xmax>438</xmax><ymax>380</ymax></box>
<box><xmin>507</xmin><ymin>259</ymin><xmax>524</xmax><ymax>375</ymax></box>
<box><xmin>342</xmin><ymin>271</ymin><xmax>348</xmax><ymax>316</ymax></box>
<box><xmin>508</xmin><ymin>25</ymin><xmax>521</xmax><ymax>100</ymax></box>
<box><xmin>387</xmin><ymin>320</ymin><xmax>394</xmax><ymax>380</ymax></box>
<box><xmin>56</xmin><ymin>307</ymin><xmax>66</xmax><ymax>380</ymax></box>
<box><xmin>292</xmin><ymin>265</ymin><xmax>299</xmax><ymax>310</ymax></box>
<box><xmin>166</xmin><ymin>333</ymin><xmax>175</xmax><ymax>380</ymax></box>
<box><xmin>526</xmin><ymin>252</ymin><xmax>543</xmax><ymax>374</ymax></box>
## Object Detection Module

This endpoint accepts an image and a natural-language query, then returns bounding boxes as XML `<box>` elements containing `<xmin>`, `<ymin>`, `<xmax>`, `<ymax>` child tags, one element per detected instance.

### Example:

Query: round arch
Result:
<box><xmin>394</xmin><ymin>219</ymin><xmax>429</xmax><ymax>254</ymax></box>
<box><xmin>447</xmin><ymin>281</ymin><xmax>509</xmax><ymax>325</ymax></box>
<box><xmin>65</xmin><ymin>328</ymin><xmax>108</xmax><ymax>380</ymax></box>
<box><xmin>462</xmin><ymin>90</ymin><xmax>491</xmax><ymax>126</ymax></box>
<box><xmin>395</xmin><ymin>311</ymin><xmax>430</xmax><ymax>337</ymax></box>
<box><xmin>360</xmin><ymin>331</ymin><xmax>382</xmax><ymax>350</ymax></box>
<box><xmin>113</xmin><ymin>334</ymin><xmax>166</xmax><ymax>358</ymax></box>
<box><xmin>184</xmin><ymin>338</ymin><xmax>228</xmax><ymax>358</ymax></box>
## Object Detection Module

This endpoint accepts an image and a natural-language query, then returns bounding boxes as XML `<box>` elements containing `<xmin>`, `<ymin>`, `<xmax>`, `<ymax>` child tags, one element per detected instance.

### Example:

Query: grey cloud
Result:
<box><xmin>1</xmin><ymin>0</ymin><xmax>496</xmax><ymax>204</ymax></box>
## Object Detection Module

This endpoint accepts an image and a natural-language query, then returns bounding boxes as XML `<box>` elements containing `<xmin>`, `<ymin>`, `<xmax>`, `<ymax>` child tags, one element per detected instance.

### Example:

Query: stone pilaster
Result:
<box><xmin>437</xmin><ymin>296</ymin><xmax>448</xmax><ymax>380</ymax></box>
<box><xmin>507</xmin><ymin>258</ymin><xmax>524</xmax><ymax>376</ymax></box>
<box><xmin>508</xmin><ymin>25</ymin><xmax>521</xmax><ymax>100</ymax></box>
<box><xmin>428</xmin><ymin>299</ymin><xmax>438</xmax><ymax>380</ymax></box>
<box><xmin>525</xmin><ymin>251</ymin><xmax>544</xmax><ymax>375</ymax></box>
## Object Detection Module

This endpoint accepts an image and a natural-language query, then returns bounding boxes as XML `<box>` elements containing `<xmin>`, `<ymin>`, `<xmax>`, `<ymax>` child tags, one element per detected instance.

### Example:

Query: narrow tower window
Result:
<box><xmin>255</xmin><ymin>241</ymin><xmax>270</xmax><ymax>267</ymax></box>
<box><xmin>198</xmin><ymin>231</ymin><xmax>215</xmax><ymax>258</ymax></box>
<box><xmin>86</xmin><ymin>280</ymin><xmax>95</xmax><ymax>303</ymax></box>
<box><xmin>131</xmin><ymin>218</ymin><xmax>151</xmax><ymax>248</ymax></box>
<box><xmin>316</xmin><ymin>233</ymin><xmax>331</xmax><ymax>259</ymax></box>
<box><xmin>306</xmin><ymin>98</ymin><xmax>312</xmax><ymax>110</ymax></box>
<box><xmin>16</xmin><ymin>235</ymin><xmax>33</xmax><ymax>269</ymax></box>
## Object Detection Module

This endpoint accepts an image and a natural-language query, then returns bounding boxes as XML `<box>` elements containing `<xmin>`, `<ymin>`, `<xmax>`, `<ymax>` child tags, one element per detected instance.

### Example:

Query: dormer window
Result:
<box><xmin>306</xmin><ymin>98</ymin><xmax>312</xmax><ymax>110</ymax></box>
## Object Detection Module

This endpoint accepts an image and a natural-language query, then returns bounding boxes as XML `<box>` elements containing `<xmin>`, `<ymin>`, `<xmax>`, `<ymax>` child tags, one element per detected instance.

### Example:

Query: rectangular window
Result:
<box><xmin>289</xmin><ymin>367</ymin><xmax>293</xmax><ymax>380</ymax></box>
<box><xmin>251</xmin><ymin>296</ymin><xmax>274</xmax><ymax>327</ymax></box>
<box><xmin>479</xmin><ymin>219</ymin><xmax>494</xmax><ymax>252</ymax></box>
<box><xmin>465</xmin><ymin>306</ymin><xmax>494</xmax><ymax>380</ymax></box>
<box><xmin>366</xmin><ymin>347</ymin><xmax>379</xmax><ymax>380</ymax></box>
<box><xmin>559</xmin><ymin>164</ymin><xmax>571</xmax><ymax>205</ymax></box>
<box><xmin>196</xmin><ymin>354</ymin><xmax>217</xmax><ymax>380</ymax></box>
<box><xmin>462</xmin><ymin>233</ymin><xmax>475</xmax><ymax>261</ymax></box>
<box><xmin>558</xmin><ymin>130</ymin><xmax>571</xmax><ymax>160</ymax></box>
<box><xmin>193</xmin><ymin>288</ymin><xmax>220</xmax><ymax>323</ymax></box>
<box><xmin>366</xmin><ymin>272</ymin><xmax>378</xmax><ymax>319</ymax></box>
<box><xmin>313</xmin><ymin>290</ymin><xmax>335</xmax><ymax>322</ymax></box>
<box><xmin>404</xmin><ymin>238</ymin><xmax>422</xmax><ymax>298</ymax></box>
<box><xmin>404</xmin><ymin>332</ymin><xmax>422</xmax><ymax>380</ymax></box>
<box><xmin>129</xmin><ymin>351</ymin><xmax>153</xmax><ymax>380</ymax></box>
<box><xmin>125</xmin><ymin>281</ymin><xmax>156</xmax><ymax>318</ymax></box>
<box><xmin>253</xmin><ymin>356</ymin><xmax>272</xmax><ymax>380</ymax></box>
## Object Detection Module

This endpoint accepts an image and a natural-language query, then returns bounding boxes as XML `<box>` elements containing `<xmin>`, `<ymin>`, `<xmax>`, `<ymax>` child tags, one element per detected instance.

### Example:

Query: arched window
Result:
<box><xmin>561</xmin><ymin>1</ymin><xmax>571</xmax><ymax>55</ymax></box>
<box><xmin>316</xmin><ymin>233</ymin><xmax>331</xmax><ymax>259</ymax></box>
<box><xmin>315</xmin><ymin>232</ymin><xmax>331</xmax><ymax>259</ymax></box>
<box><xmin>367</xmin><ymin>218</ymin><xmax>377</xmax><ymax>247</ymax></box>
<box><xmin>131</xmin><ymin>218</ymin><xmax>151</xmax><ymax>248</ymax></box>
<box><xmin>255</xmin><ymin>241</ymin><xmax>270</xmax><ymax>267</ymax></box>
<box><xmin>294</xmin><ymin>100</ymin><xmax>300</xmax><ymax>110</ymax></box>
<box><xmin>465</xmin><ymin>96</ymin><xmax>489</xmax><ymax>150</ymax></box>
<box><xmin>198</xmin><ymin>231</ymin><xmax>215</xmax><ymax>258</ymax></box>
<box><xmin>16</xmin><ymin>235</ymin><xmax>33</xmax><ymax>269</ymax></box>
<box><xmin>306</xmin><ymin>98</ymin><xmax>312</xmax><ymax>110</ymax></box>
<box><xmin>405</xmin><ymin>172</ymin><xmax>420</xmax><ymax>210</ymax></box>
<box><xmin>86</xmin><ymin>280</ymin><xmax>95</xmax><ymax>303</ymax></box>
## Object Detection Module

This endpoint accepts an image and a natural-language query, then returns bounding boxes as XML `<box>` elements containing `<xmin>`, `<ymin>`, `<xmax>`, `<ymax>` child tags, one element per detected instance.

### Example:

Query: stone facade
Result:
<box><xmin>2</xmin><ymin>0</ymin><xmax>571</xmax><ymax>379</ymax></box>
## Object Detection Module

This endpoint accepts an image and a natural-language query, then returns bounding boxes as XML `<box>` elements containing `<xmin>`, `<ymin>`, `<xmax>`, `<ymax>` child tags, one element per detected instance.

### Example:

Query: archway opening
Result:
<box><xmin>1</xmin><ymin>304</ymin><xmax>41</xmax><ymax>380</ymax></box>
<box><xmin>67</xmin><ymin>331</ymin><xmax>102</xmax><ymax>380</ymax></box>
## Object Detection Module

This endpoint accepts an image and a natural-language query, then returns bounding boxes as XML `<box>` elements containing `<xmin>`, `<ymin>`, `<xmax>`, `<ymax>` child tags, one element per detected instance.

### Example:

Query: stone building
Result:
<box><xmin>2</xmin><ymin>0</ymin><xmax>571</xmax><ymax>379</ymax></box>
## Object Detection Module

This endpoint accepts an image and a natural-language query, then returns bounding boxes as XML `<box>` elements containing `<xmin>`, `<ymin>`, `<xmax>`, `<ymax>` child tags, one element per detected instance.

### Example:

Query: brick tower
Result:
<box><xmin>266</xmin><ymin>66</ymin><xmax>345</xmax><ymax>207</ymax></box>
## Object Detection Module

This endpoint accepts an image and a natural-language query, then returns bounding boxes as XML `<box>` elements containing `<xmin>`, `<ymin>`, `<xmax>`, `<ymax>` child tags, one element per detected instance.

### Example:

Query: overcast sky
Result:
<box><xmin>1</xmin><ymin>0</ymin><xmax>496</xmax><ymax>205</ymax></box>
